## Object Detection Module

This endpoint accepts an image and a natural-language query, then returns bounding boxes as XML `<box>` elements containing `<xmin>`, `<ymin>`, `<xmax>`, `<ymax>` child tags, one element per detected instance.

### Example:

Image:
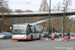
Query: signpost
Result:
<box><xmin>48</xmin><ymin>0</ymin><xmax>51</xmax><ymax>39</ymax></box>
<box><xmin>63</xmin><ymin>7</ymin><xmax>65</xmax><ymax>38</ymax></box>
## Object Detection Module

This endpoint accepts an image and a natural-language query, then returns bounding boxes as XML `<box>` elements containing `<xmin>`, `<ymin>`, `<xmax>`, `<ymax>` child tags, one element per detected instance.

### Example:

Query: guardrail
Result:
<box><xmin>0</xmin><ymin>10</ymin><xmax>75</xmax><ymax>15</ymax></box>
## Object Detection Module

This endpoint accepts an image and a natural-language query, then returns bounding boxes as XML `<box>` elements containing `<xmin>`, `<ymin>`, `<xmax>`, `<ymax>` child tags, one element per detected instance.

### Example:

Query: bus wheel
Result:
<box><xmin>31</xmin><ymin>35</ymin><xmax>33</xmax><ymax>40</ymax></box>
<box><xmin>38</xmin><ymin>35</ymin><xmax>41</xmax><ymax>40</ymax></box>
<box><xmin>10</xmin><ymin>37</ymin><xmax>12</xmax><ymax>39</ymax></box>
<box><xmin>18</xmin><ymin>40</ymin><xmax>21</xmax><ymax>41</ymax></box>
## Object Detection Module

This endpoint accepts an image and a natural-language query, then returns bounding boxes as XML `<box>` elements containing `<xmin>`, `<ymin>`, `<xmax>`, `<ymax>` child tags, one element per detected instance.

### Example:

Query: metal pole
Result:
<box><xmin>63</xmin><ymin>7</ymin><xmax>65</xmax><ymax>38</ymax></box>
<box><xmin>46</xmin><ymin>22</ymin><xmax>47</xmax><ymax>30</ymax></box>
<box><xmin>48</xmin><ymin>0</ymin><xmax>51</xmax><ymax>38</ymax></box>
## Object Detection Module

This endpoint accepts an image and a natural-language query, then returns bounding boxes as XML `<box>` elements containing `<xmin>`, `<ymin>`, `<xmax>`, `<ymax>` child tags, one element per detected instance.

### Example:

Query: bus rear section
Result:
<box><xmin>11</xmin><ymin>23</ymin><xmax>43</xmax><ymax>40</ymax></box>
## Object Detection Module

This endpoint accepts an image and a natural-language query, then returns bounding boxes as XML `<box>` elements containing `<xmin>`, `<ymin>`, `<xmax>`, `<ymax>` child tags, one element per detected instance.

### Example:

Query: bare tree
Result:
<box><xmin>57</xmin><ymin>2</ymin><xmax>61</xmax><ymax>11</ymax></box>
<box><xmin>52</xmin><ymin>5</ymin><xmax>56</xmax><ymax>11</ymax></box>
<box><xmin>39</xmin><ymin>0</ymin><xmax>49</xmax><ymax>12</ymax></box>
<box><xmin>0</xmin><ymin>0</ymin><xmax>11</xmax><ymax>23</ymax></box>
<box><xmin>0</xmin><ymin>0</ymin><xmax>9</xmax><ymax>13</ymax></box>
<box><xmin>15</xmin><ymin>9</ymin><xmax>23</xmax><ymax>13</ymax></box>
<box><xmin>25</xmin><ymin>10</ymin><xmax>33</xmax><ymax>12</ymax></box>
<box><xmin>62</xmin><ymin>0</ymin><xmax>71</xmax><ymax>11</ymax></box>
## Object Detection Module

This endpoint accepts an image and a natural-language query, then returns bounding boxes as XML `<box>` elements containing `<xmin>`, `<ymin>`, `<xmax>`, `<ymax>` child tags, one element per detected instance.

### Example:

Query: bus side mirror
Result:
<box><xmin>10</xmin><ymin>26</ymin><xmax>12</xmax><ymax>30</ymax></box>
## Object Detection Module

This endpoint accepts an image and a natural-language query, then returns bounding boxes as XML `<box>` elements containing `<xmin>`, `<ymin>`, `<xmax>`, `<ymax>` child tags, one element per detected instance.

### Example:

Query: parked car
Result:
<box><xmin>64</xmin><ymin>33</ymin><xmax>67</xmax><ymax>36</ymax></box>
<box><xmin>43</xmin><ymin>32</ymin><xmax>48</xmax><ymax>37</ymax></box>
<box><xmin>59</xmin><ymin>33</ymin><xmax>62</xmax><ymax>36</ymax></box>
<box><xmin>49</xmin><ymin>33</ymin><xmax>59</xmax><ymax>38</ymax></box>
<box><xmin>0</xmin><ymin>32</ymin><xmax>12</xmax><ymax>39</ymax></box>
<box><xmin>56</xmin><ymin>33</ymin><xmax>60</xmax><ymax>36</ymax></box>
<box><xmin>70</xmin><ymin>33</ymin><xmax>74</xmax><ymax>36</ymax></box>
<box><xmin>70</xmin><ymin>33</ymin><xmax>75</xmax><ymax>37</ymax></box>
<box><xmin>73</xmin><ymin>33</ymin><xmax>75</xmax><ymax>37</ymax></box>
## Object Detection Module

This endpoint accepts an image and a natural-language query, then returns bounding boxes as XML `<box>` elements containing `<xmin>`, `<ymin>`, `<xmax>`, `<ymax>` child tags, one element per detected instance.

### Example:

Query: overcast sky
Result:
<box><xmin>8</xmin><ymin>0</ymin><xmax>75</xmax><ymax>11</ymax></box>
<box><xmin>8</xmin><ymin>0</ymin><xmax>75</xmax><ymax>18</ymax></box>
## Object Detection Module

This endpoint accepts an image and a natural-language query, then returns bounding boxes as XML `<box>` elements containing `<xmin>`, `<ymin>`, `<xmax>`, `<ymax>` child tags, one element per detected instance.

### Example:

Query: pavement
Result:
<box><xmin>0</xmin><ymin>38</ymin><xmax>75</xmax><ymax>50</ymax></box>
<box><xmin>0</xmin><ymin>36</ymin><xmax>74</xmax><ymax>50</ymax></box>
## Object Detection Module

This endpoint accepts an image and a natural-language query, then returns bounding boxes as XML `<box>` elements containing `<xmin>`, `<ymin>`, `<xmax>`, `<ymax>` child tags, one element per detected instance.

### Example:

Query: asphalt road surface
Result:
<box><xmin>0</xmin><ymin>38</ymin><xmax>75</xmax><ymax>50</ymax></box>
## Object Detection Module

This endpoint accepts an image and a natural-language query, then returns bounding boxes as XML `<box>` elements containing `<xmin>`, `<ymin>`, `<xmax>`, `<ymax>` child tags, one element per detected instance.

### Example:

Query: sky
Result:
<box><xmin>8</xmin><ymin>0</ymin><xmax>75</xmax><ymax>11</ymax></box>
<box><xmin>8</xmin><ymin>0</ymin><xmax>75</xmax><ymax>18</ymax></box>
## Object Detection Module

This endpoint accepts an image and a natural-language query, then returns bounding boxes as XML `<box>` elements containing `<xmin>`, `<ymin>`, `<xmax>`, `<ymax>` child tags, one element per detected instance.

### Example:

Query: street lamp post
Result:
<box><xmin>48</xmin><ymin>0</ymin><xmax>51</xmax><ymax>39</ymax></box>
<box><xmin>63</xmin><ymin>7</ymin><xmax>65</xmax><ymax>38</ymax></box>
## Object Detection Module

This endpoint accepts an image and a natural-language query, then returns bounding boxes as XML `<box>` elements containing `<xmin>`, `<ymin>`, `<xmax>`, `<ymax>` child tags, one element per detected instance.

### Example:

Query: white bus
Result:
<box><xmin>11</xmin><ymin>23</ymin><xmax>43</xmax><ymax>41</ymax></box>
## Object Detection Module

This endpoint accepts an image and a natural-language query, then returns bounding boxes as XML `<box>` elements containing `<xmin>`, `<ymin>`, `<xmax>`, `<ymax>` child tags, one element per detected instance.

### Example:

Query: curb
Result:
<box><xmin>46</xmin><ymin>38</ymin><xmax>75</xmax><ymax>41</ymax></box>
<box><xmin>54</xmin><ymin>38</ymin><xmax>64</xmax><ymax>41</ymax></box>
<box><xmin>46</xmin><ymin>38</ymin><xmax>64</xmax><ymax>41</ymax></box>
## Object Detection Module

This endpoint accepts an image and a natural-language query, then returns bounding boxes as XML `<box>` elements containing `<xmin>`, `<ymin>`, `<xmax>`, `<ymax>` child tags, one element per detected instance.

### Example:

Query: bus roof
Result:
<box><xmin>13</xmin><ymin>23</ymin><xmax>35</xmax><ymax>26</ymax></box>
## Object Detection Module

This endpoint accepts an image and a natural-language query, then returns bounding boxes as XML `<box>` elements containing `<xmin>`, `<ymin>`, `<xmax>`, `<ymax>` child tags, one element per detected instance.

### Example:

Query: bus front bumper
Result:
<box><xmin>12</xmin><ymin>37</ymin><xmax>28</xmax><ymax>40</ymax></box>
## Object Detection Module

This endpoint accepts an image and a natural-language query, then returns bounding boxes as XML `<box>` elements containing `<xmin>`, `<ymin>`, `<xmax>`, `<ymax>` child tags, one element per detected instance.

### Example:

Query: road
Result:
<box><xmin>0</xmin><ymin>38</ymin><xmax>75</xmax><ymax>50</ymax></box>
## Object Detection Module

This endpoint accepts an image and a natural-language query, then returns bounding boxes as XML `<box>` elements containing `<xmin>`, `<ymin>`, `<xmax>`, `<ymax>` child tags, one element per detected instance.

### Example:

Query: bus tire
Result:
<box><xmin>10</xmin><ymin>37</ymin><xmax>12</xmax><ymax>39</ymax></box>
<box><xmin>18</xmin><ymin>40</ymin><xmax>21</xmax><ymax>41</ymax></box>
<box><xmin>38</xmin><ymin>35</ymin><xmax>41</xmax><ymax>40</ymax></box>
<box><xmin>31</xmin><ymin>35</ymin><xmax>33</xmax><ymax>40</ymax></box>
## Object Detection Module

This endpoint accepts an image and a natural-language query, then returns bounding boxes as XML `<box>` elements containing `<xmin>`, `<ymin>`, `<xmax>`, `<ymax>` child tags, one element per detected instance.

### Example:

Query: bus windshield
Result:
<box><xmin>12</xmin><ymin>25</ymin><xmax>27</xmax><ymax>34</ymax></box>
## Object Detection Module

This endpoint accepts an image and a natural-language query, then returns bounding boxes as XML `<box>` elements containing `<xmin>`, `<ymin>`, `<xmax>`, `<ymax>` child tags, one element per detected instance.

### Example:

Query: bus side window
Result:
<box><xmin>27</xmin><ymin>25</ymin><xmax>31</xmax><ymax>33</ymax></box>
<box><xmin>29</xmin><ymin>25</ymin><xmax>31</xmax><ymax>33</ymax></box>
<box><xmin>27</xmin><ymin>25</ymin><xmax>29</xmax><ymax>34</ymax></box>
<box><xmin>30</xmin><ymin>25</ymin><xmax>35</xmax><ymax>33</ymax></box>
<box><xmin>34</xmin><ymin>25</ymin><xmax>37</xmax><ymax>33</ymax></box>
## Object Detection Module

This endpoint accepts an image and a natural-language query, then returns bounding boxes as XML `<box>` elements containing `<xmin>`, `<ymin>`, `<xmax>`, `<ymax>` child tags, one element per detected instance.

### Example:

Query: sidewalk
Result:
<box><xmin>54</xmin><ymin>37</ymin><xmax>75</xmax><ymax>41</ymax></box>
<box><xmin>54</xmin><ymin>38</ymin><xmax>64</xmax><ymax>41</ymax></box>
<box><xmin>46</xmin><ymin>37</ymin><xmax>75</xmax><ymax>41</ymax></box>
<box><xmin>70</xmin><ymin>37</ymin><xmax>75</xmax><ymax>39</ymax></box>
<box><xmin>46</xmin><ymin>38</ymin><xmax>64</xmax><ymax>41</ymax></box>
